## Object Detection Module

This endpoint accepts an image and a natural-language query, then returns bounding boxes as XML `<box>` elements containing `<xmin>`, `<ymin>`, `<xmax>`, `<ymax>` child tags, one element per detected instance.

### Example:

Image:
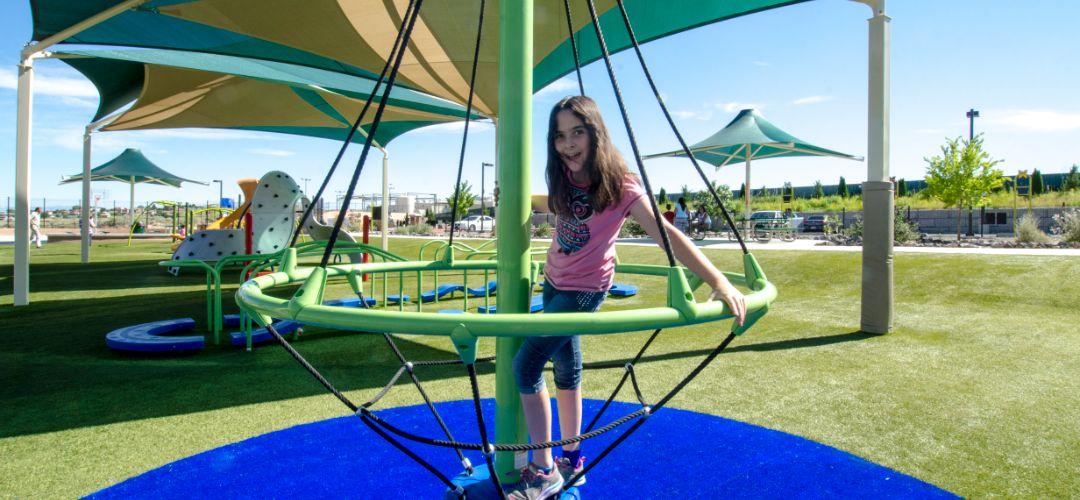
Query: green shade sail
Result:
<box><xmin>645</xmin><ymin>108</ymin><xmax>863</xmax><ymax>216</ymax></box>
<box><xmin>60</xmin><ymin>147</ymin><xmax>206</xmax><ymax>187</ymax></box>
<box><xmin>60</xmin><ymin>49</ymin><xmax>481</xmax><ymax>146</ymax></box>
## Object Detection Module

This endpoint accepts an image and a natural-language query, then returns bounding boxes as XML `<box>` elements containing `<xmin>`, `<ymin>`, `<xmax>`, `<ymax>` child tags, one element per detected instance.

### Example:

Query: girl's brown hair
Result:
<box><xmin>546</xmin><ymin>95</ymin><xmax>629</xmax><ymax>217</ymax></box>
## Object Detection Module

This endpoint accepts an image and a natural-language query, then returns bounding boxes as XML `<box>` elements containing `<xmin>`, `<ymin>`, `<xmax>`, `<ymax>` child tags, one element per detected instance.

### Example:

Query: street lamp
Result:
<box><xmin>212</xmin><ymin>179</ymin><xmax>223</xmax><ymax>207</ymax></box>
<box><xmin>480</xmin><ymin>162</ymin><xmax>494</xmax><ymax>231</ymax></box>
<box><xmin>965</xmin><ymin>109</ymin><xmax>979</xmax><ymax>236</ymax></box>
<box><xmin>966</xmin><ymin>108</ymin><xmax>979</xmax><ymax>141</ymax></box>
<box><xmin>301</xmin><ymin>177</ymin><xmax>311</xmax><ymax>194</ymax></box>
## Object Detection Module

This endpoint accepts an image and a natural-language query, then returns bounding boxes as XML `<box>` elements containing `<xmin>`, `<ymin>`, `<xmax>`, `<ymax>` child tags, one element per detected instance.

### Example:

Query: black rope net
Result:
<box><xmin>259</xmin><ymin>0</ymin><xmax>758</xmax><ymax>497</ymax></box>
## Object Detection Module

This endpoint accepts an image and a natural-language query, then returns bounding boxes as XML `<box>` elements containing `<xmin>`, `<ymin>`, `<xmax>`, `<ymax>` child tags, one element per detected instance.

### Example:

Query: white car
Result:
<box><xmin>454</xmin><ymin>215</ymin><xmax>494</xmax><ymax>231</ymax></box>
<box><xmin>749</xmin><ymin>210</ymin><xmax>804</xmax><ymax>229</ymax></box>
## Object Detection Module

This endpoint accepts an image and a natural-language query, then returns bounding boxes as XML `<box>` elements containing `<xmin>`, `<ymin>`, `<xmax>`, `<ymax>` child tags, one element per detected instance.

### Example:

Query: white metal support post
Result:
<box><xmin>378</xmin><ymin>146</ymin><xmax>390</xmax><ymax>251</ymax></box>
<box><xmin>855</xmin><ymin>0</ymin><xmax>894</xmax><ymax>333</ymax></box>
<box><xmin>13</xmin><ymin>54</ymin><xmax>35</xmax><ymax>306</ymax></box>
<box><xmin>12</xmin><ymin>0</ymin><xmax>152</xmax><ymax>306</ymax></box>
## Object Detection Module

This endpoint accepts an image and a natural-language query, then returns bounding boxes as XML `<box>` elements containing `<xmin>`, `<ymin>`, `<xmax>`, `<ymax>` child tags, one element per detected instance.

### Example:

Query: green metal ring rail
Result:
<box><xmin>236</xmin><ymin>248</ymin><xmax>776</xmax><ymax>364</ymax></box>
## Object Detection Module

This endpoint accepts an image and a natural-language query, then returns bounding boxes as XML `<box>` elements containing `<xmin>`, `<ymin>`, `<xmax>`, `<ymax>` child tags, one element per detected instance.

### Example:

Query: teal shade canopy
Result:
<box><xmin>59</xmin><ymin>49</ymin><xmax>480</xmax><ymax>146</ymax></box>
<box><xmin>30</xmin><ymin>0</ymin><xmax>811</xmax><ymax>117</ymax></box>
<box><xmin>60</xmin><ymin>148</ymin><xmax>207</xmax><ymax>187</ymax></box>
<box><xmin>646</xmin><ymin>108</ymin><xmax>863</xmax><ymax>168</ymax></box>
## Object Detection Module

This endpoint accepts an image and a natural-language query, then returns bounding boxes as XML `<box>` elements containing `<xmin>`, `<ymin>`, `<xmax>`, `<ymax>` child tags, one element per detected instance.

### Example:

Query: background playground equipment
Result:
<box><xmin>299</xmin><ymin>196</ymin><xmax>370</xmax><ymax>266</ymax></box>
<box><xmin>169</xmin><ymin>172</ymin><xmax>300</xmax><ymax>274</ymax></box>
<box><xmin>122</xmin><ymin>200</ymin><xmax>225</xmax><ymax>246</ymax></box>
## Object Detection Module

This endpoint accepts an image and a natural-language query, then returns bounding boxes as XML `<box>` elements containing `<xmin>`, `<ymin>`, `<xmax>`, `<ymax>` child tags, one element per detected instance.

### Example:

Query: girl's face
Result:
<box><xmin>553</xmin><ymin>109</ymin><xmax>592</xmax><ymax>182</ymax></box>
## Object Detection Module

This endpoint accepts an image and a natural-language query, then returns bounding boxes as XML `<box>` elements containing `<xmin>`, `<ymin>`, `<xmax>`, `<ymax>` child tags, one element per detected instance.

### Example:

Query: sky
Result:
<box><xmin>2</xmin><ymin>0</ymin><xmax>1079</xmax><ymax>210</ymax></box>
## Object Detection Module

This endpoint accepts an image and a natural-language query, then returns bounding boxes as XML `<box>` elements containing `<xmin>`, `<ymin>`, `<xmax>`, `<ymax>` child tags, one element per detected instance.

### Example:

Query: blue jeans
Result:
<box><xmin>513</xmin><ymin>282</ymin><xmax>607</xmax><ymax>394</ymax></box>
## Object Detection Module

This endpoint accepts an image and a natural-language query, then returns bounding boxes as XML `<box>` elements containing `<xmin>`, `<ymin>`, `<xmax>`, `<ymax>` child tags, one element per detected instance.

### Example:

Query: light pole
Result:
<box><xmin>965</xmin><ymin>109</ymin><xmax>979</xmax><ymax>236</ymax></box>
<box><xmin>301</xmin><ymin>177</ymin><xmax>311</xmax><ymax>195</ymax></box>
<box><xmin>212</xmin><ymin>180</ymin><xmax>223</xmax><ymax>207</ymax></box>
<box><xmin>481</xmin><ymin>162</ymin><xmax>494</xmax><ymax>230</ymax></box>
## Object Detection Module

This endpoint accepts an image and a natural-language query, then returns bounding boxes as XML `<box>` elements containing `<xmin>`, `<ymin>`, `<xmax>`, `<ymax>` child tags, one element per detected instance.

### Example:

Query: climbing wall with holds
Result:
<box><xmin>169</xmin><ymin>171</ymin><xmax>302</xmax><ymax>273</ymax></box>
<box><xmin>249</xmin><ymin>171</ymin><xmax>302</xmax><ymax>256</ymax></box>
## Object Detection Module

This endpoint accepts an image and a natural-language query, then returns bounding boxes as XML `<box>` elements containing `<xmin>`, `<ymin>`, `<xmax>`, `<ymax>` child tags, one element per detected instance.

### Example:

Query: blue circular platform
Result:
<box><xmin>89</xmin><ymin>399</ymin><xmax>955</xmax><ymax>498</ymax></box>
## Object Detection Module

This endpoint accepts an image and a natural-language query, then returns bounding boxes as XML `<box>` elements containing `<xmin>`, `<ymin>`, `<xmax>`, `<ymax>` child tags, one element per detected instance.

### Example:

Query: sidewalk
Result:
<box><xmin>617</xmin><ymin>235</ymin><xmax>1080</xmax><ymax>256</ymax></box>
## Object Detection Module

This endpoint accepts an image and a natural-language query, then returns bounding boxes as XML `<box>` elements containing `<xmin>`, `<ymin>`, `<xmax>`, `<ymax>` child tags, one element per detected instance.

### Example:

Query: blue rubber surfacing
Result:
<box><xmin>89</xmin><ymin>399</ymin><xmax>956</xmax><ymax>499</ymax></box>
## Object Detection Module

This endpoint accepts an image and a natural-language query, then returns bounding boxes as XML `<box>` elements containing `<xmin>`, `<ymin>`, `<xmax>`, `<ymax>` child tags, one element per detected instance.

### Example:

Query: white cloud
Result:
<box><xmin>534</xmin><ymin>77</ymin><xmax>580</xmax><ymax>99</ymax></box>
<box><xmin>0</xmin><ymin>67</ymin><xmax>98</xmax><ymax>97</ymax></box>
<box><xmin>714</xmin><ymin>101</ymin><xmax>762</xmax><ymax>113</ymax></box>
<box><xmin>673</xmin><ymin>109</ymin><xmax>713</xmax><ymax>121</ymax></box>
<box><xmin>248</xmin><ymin>148</ymin><xmax>294</xmax><ymax>157</ymax></box>
<box><xmin>792</xmin><ymin>95</ymin><xmax>833</xmax><ymax>105</ymax></box>
<box><xmin>753</xmin><ymin>61</ymin><xmax>771</xmax><ymax>67</ymax></box>
<box><xmin>987</xmin><ymin>109</ymin><xmax>1080</xmax><ymax>132</ymax></box>
<box><xmin>39</xmin><ymin>126</ymin><xmax>137</xmax><ymax>151</ymax></box>
<box><xmin>411</xmin><ymin>120</ymin><xmax>494</xmax><ymax>134</ymax></box>
<box><xmin>58</xmin><ymin>96</ymin><xmax>98</xmax><ymax>109</ymax></box>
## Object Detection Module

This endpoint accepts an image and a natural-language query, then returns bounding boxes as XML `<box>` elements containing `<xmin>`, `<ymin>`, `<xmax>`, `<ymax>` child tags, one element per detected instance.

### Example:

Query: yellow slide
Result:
<box><xmin>207</xmin><ymin>178</ymin><xmax>258</xmax><ymax>230</ymax></box>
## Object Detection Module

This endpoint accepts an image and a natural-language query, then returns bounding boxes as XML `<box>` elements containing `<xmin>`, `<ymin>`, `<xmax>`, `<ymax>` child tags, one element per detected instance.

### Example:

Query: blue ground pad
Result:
<box><xmin>608</xmin><ymin>283</ymin><xmax>637</xmax><ymax>297</ymax></box>
<box><xmin>228</xmin><ymin>297</ymin><xmax>376</xmax><ymax>347</ymax></box>
<box><xmin>477</xmin><ymin>295</ymin><xmax>544</xmax><ymax>314</ymax></box>
<box><xmin>222</xmin><ymin>314</ymin><xmax>241</xmax><ymax>327</ymax></box>
<box><xmin>105</xmin><ymin>318</ymin><xmax>203</xmax><ymax>352</ymax></box>
<box><xmin>420</xmin><ymin>284</ymin><xmax>466</xmax><ymax>303</ymax></box>
<box><xmin>386</xmin><ymin>294</ymin><xmax>411</xmax><ymax>304</ymax></box>
<box><xmin>466</xmin><ymin>281</ymin><xmax>498</xmax><ymax>297</ymax></box>
<box><xmin>90</xmin><ymin>399</ymin><xmax>957</xmax><ymax>499</ymax></box>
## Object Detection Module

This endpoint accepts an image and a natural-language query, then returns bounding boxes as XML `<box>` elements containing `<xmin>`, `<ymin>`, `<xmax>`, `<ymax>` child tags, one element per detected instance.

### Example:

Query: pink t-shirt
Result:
<box><xmin>544</xmin><ymin>173</ymin><xmax>645</xmax><ymax>292</ymax></box>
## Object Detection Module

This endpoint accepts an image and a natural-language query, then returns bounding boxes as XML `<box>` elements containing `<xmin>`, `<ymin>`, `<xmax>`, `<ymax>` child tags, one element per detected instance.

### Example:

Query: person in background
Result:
<box><xmin>662</xmin><ymin>203</ymin><xmax>675</xmax><ymax>224</ymax></box>
<box><xmin>692</xmin><ymin>205</ymin><xmax>712</xmax><ymax>232</ymax></box>
<box><xmin>673</xmin><ymin>196</ymin><xmax>690</xmax><ymax>233</ymax></box>
<box><xmin>29</xmin><ymin>207</ymin><xmax>42</xmax><ymax>248</ymax></box>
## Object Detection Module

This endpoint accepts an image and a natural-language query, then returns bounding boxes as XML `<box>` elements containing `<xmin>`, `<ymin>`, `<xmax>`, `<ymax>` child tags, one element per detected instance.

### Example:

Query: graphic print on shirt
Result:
<box><xmin>556</xmin><ymin>184</ymin><xmax>593</xmax><ymax>254</ymax></box>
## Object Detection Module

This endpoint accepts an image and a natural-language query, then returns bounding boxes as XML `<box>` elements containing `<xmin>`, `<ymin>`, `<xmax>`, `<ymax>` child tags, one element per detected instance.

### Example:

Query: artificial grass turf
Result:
<box><xmin>1</xmin><ymin>239</ymin><xmax>1078</xmax><ymax>497</ymax></box>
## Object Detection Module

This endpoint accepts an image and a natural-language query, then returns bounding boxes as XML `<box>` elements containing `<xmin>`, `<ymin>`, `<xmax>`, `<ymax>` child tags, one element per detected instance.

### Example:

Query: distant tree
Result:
<box><xmin>924</xmin><ymin>134</ymin><xmax>1004</xmax><ymax>241</ymax></box>
<box><xmin>1032</xmin><ymin>169</ymin><xmax>1045</xmax><ymax>195</ymax></box>
<box><xmin>449</xmin><ymin>181</ymin><xmax>476</xmax><ymax>221</ymax></box>
<box><xmin>838</xmin><ymin>176</ymin><xmax>849</xmax><ymax>198</ymax></box>
<box><xmin>695</xmin><ymin>181</ymin><xmax>737</xmax><ymax>221</ymax></box>
<box><xmin>813</xmin><ymin>180</ymin><xmax>825</xmax><ymax>198</ymax></box>
<box><xmin>737</xmin><ymin>183</ymin><xmax>746</xmax><ymax>199</ymax></box>
<box><xmin>658</xmin><ymin>187</ymin><xmax>669</xmax><ymax>206</ymax></box>
<box><xmin>896</xmin><ymin>178</ymin><xmax>908</xmax><ymax>197</ymax></box>
<box><xmin>424</xmin><ymin>208</ymin><xmax>436</xmax><ymax>225</ymax></box>
<box><xmin>1064</xmin><ymin>165</ymin><xmax>1080</xmax><ymax>191</ymax></box>
<box><xmin>680</xmin><ymin>185</ymin><xmax>692</xmax><ymax>203</ymax></box>
<box><xmin>782</xmin><ymin>182</ymin><xmax>795</xmax><ymax>201</ymax></box>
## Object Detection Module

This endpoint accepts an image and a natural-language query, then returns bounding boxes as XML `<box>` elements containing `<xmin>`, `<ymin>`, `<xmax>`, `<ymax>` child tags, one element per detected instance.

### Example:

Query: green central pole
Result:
<box><xmin>494</xmin><ymin>0</ymin><xmax>532</xmax><ymax>482</ymax></box>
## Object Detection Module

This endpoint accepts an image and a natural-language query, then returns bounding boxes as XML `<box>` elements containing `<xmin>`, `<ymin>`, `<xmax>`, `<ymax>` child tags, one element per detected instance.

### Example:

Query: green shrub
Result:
<box><xmin>533</xmin><ymin>222</ymin><xmax>552</xmax><ymax>238</ymax></box>
<box><xmin>843</xmin><ymin>217</ymin><xmax>863</xmax><ymax>238</ymax></box>
<box><xmin>396</xmin><ymin>223</ymin><xmax>431</xmax><ymax>235</ymax></box>
<box><xmin>837</xmin><ymin>210</ymin><xmax>917</xmax><ymax>243</ymax></box>
<box><xmin>1015</xmin><ymin>213</ymin><xmax>1049</xmax><ymax>243</ymax></box>
<box><xmin>894</xmin><ymin>207</ymin><xmax>920</xmax><ymax>243</ymax></box>
<box><xmin>621</xmin><ymin>218</ymin><xmax>646</xmax><ymax>238</ymax></box>
<box><xmin>1052</xmin><ymin>208</ymin><xmax>1080</xmax><ymax>243</ymax></box>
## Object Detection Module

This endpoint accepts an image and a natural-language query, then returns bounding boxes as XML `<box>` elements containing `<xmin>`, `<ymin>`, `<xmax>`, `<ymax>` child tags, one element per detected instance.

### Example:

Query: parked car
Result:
<box><xmin>748</xmin><ymin>210</ymin><xmax>803</xmax><ymax>229</ymax></box>
<box><xmin>801</xmin><ymin>214</ymin><xmax>830</xmax><ymax>232</ymax></box>
<box><xmin>454</xmin><ymin>215</ymin><xmax>494</xmax><ymax>231</ymax></box>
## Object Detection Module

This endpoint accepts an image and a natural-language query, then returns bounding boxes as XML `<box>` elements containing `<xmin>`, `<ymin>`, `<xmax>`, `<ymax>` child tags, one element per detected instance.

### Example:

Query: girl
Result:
<box><xmin>507</xmin><ymin>95</ymin><xmax>746</xmax><ymax>499</ymax></box>
<box><xmin>674</xmin><ymin>196</ymin><xmax>690</xmax><ymax>233</ymax></box>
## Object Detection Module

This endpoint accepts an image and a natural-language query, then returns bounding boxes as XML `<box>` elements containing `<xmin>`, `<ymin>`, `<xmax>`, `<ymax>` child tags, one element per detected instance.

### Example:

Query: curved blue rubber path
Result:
<box><xmin>89</xmin><ymin>399</ymin><xmax>955</xmax><ymax>499</ymax></box>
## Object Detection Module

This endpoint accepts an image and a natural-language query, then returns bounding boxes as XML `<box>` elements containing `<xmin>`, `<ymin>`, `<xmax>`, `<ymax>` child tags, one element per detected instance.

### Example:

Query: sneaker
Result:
<box><xmin>507</xmin><ymin>462</ymin><xmax>564</xmax><ymax>500</ymax></box>
<box><xmin>556</xmin><ymin>456</ymin><xmax>586</xmax><ymax>487</ymax></box>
